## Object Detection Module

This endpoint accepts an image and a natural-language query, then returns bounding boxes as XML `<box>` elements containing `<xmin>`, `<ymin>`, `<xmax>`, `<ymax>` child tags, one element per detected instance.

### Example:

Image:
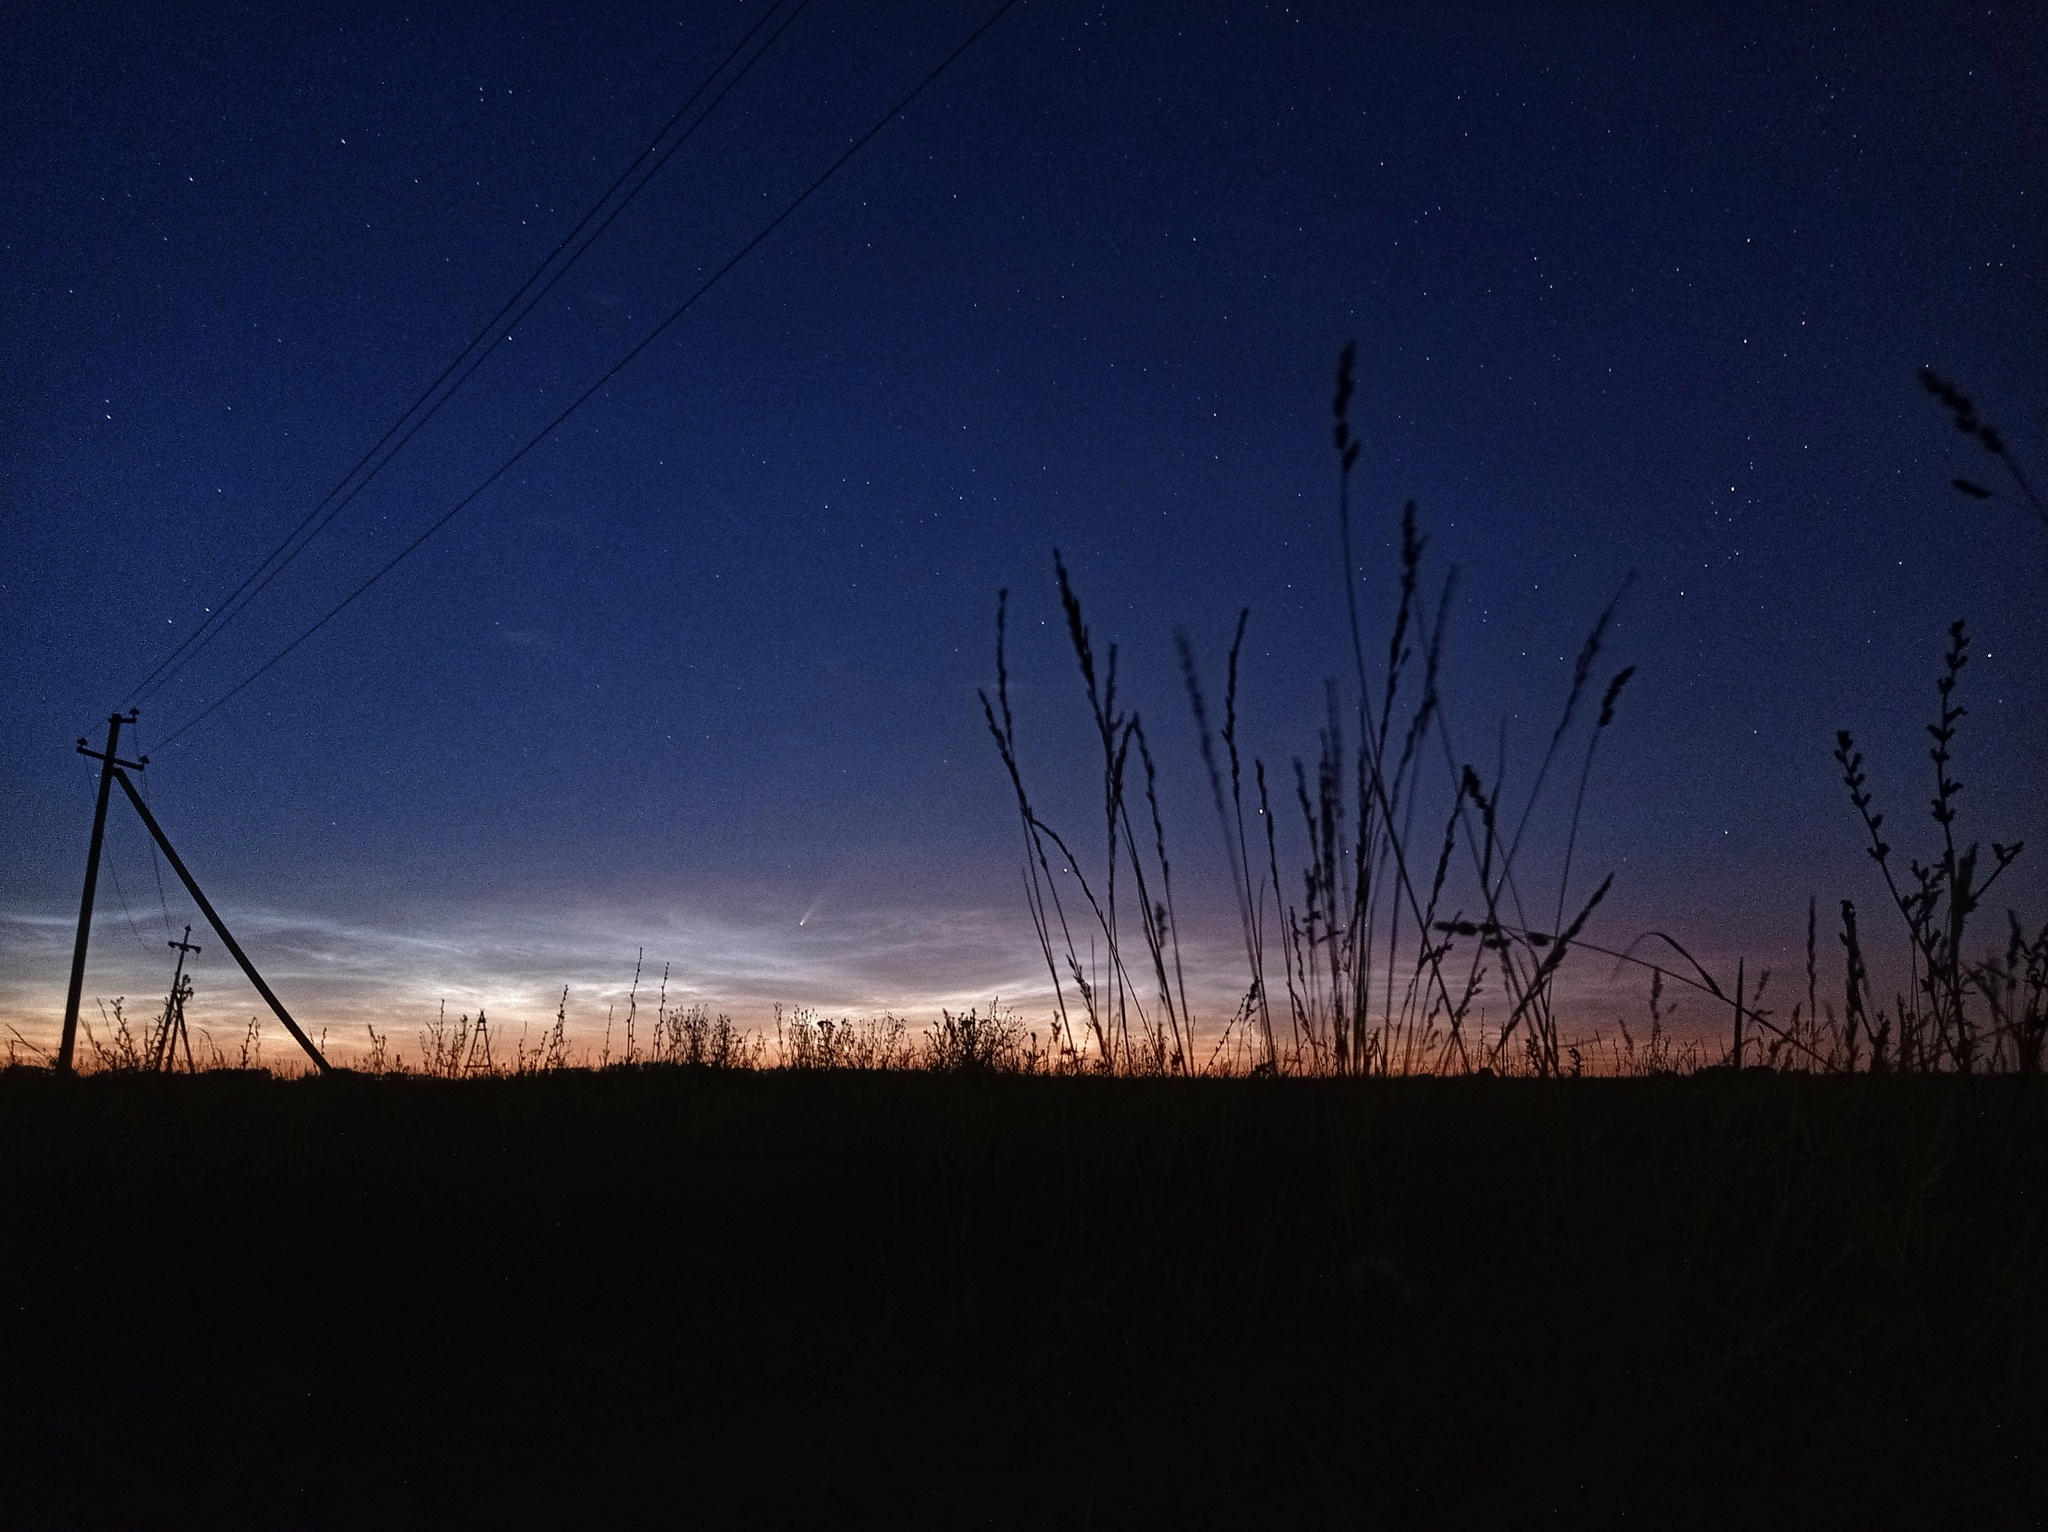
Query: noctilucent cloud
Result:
<box><xmin>5</xmin><ymin>1</ymin><xmax>2043</xmax><ymax>1058</ymax></box>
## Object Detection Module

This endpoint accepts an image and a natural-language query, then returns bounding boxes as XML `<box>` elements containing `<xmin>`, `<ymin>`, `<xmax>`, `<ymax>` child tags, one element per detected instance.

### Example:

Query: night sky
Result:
<box><xmin>5</xmin><ymin>0</ymin><xmax>2043</xmax><ymax>1059</ymax></box>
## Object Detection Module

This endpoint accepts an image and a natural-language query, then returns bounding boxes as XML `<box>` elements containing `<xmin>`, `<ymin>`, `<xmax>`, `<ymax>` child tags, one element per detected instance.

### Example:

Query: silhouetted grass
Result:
<box><xmin>979</xmin><ymin>347</ymin><xmax>2040</xmax><ymax>1078</ymax></box>
<box><xmin>1831</xmin><ymin>621</ymin><xmax>2044</xmax><ymax>1072</ymax></box>
<box><xmin>982</xmin><ymin>344</ymin><xmax>1651</xmax><ymax>1078</ymax></box>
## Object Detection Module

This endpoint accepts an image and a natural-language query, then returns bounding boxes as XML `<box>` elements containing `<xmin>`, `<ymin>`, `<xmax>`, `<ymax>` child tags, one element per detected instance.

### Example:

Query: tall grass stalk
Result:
<box><xmin>985</xmin><ymin>344</ymin><xmax>1637</xmax><ymax>1076</ymax></box>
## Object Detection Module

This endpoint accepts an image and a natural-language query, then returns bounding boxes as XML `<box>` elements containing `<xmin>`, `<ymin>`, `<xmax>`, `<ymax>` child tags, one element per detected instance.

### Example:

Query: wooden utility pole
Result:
<box><xmin>57</xmin><ymin>712</ymin><xmax>331</xmax><ymax>1076</ymax></box>
<box><xmin>59</xmin><ymin>710</ymin><xmax>143</xmax><ymax>1074</ymax></box>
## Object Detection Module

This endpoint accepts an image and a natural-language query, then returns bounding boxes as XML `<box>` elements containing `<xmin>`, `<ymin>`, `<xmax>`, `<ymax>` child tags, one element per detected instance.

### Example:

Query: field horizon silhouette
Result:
<box><xmin>8</xmin><ymin>350</ymin><xmax>2040</xmax><ymax>1526</ymax></box>
<box><xmin>7</xmin><ymin>4</ymin><xmax>2045</xmax><ymax>1521</ymax></box>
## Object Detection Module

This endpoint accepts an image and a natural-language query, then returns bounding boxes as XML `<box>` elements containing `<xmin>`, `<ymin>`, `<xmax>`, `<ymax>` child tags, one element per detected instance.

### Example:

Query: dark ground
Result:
<box><xmin>0</xmin><ymin>1067</ymin><xmax>2041</xmax><ymax>1528</ymax></box>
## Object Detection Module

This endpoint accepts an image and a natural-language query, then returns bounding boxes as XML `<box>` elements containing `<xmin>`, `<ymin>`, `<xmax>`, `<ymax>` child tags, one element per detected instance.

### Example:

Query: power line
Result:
<box><xmin>78</xmin><ymin>738</ymin><xmax>164</xmax><ymax>958</ymax></box>
<box><xmin>77</xmin><ymin>755</ymin><xmax>155</xmax><ymax>959</ymax></box>
<box><xmin>119</xmin><ymin>0</ymin><xmax>812</xmax><ymax>716</ymax></box>
<box><xmin>155</xmin><ymin>0</ymin><xmax>1019</xmax><ymax>752</ymax></box>
<box><xmin>130</xmin><ymin>718</ymin><xmax>178</xmax><ymax>939</ymax></box>
<box><xmin>124</xmin><ymin>0</ymin><xmax>806</xmax><ymax>712</ymax></box>
<box><xmin>104</xmin><ymin>855</ymin><xmax>157</xmax><ymax>960</ymax></box>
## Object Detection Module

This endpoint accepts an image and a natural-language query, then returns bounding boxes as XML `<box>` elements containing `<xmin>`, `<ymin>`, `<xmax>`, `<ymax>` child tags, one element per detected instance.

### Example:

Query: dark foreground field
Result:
<box><xmin>1</xmin><ymin>1067</ymin><xmax>2041</xmax><ymax>1528</ymax></box>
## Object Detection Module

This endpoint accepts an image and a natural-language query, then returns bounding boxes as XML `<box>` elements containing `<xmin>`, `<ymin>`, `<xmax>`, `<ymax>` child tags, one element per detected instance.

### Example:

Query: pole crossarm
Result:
<box><xmin>77</xmin><ymin>742</ymin><xmax>147</xmax><ymax>771</ymax></box>
<box><xmin>109</xmin><ymin>768</ymin><xmax>332</xmax><ymax>1074</ymax></box>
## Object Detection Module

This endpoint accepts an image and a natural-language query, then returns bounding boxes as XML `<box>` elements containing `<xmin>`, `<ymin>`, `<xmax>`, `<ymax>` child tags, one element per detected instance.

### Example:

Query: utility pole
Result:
<box><xmin>59</xmin><ymin>710</ymin><xmax>144</xmax><ymax>1074</ymax></box>
<box><xmin>151</xmin><ymin>925</ymin><xmax>201</xmax><ymax>1073</ymax></box>
<box><xmin>57</xmin><ymin>711</ymin><xmax>331</xmax><ymax>1076</ymax></box>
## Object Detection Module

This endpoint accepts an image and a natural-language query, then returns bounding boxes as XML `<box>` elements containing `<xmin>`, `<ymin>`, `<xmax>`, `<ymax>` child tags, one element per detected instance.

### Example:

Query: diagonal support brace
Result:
<box><xmin>110</xmin><ymin>768</ymin><xmax>331</xmax><ymax>1074</ymax></box>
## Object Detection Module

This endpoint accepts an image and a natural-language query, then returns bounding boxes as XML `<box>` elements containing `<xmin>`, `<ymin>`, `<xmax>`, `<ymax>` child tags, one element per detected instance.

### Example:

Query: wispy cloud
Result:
<box><xmin>0</xmin><ymin>893</ymin><xmax>1072</xmax><ymax>1057</ymax></box>
<box><xmin>1</xmin><ymin>888</ymin><xmax>1692</xmax><ymax>1069</ymax></box>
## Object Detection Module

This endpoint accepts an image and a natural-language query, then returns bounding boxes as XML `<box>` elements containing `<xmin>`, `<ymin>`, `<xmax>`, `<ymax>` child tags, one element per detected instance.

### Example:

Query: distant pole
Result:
<box><xmin>58</xmin><ymin>710</ymin><xmax>142</xmax><ymax>1074</ymax></box>
<box><xmin>152</xmin><ymin>925</ymin><xmax>202</xmax><ymax>1072</ymax></box>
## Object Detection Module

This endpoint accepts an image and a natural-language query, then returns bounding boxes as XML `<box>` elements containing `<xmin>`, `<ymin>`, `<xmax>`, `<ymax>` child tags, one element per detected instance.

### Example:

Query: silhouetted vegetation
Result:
<box><xmin>978</xmin><ymin>348</ymin><xmax>2042</xmax><ymax>1078</ymax></box>
<box><xmin>29</xmin><ymin>359</ymin><xmax>2038</xmax><ymax>1086</ymax></box>
<box><xmin>12</xmin><ymin>354</ymin><xmax>2040</xmax><ymax>1525</ymax></box>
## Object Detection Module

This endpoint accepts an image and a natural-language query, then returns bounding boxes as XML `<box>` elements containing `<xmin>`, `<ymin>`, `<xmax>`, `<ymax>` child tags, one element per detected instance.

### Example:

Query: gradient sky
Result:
<box><xmin>5</xmin><ymin>0</ymin><xmax>2043</xmax><ymax>1062</ymax></box>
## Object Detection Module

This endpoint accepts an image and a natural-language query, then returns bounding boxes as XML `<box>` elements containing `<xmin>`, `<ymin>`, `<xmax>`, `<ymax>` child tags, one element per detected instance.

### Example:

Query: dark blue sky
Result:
<box><xmin>5</xmin><ymin>0</ymin><xmax>2043</xmax><ymax>1053</ymax></box>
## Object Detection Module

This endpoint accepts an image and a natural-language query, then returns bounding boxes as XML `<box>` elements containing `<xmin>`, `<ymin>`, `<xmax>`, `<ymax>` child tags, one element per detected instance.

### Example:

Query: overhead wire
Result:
<box><xmin>130</xmin><ymin>718</ymin><xmax>179</xmax><ymax>940</ymax></box>
<box><xmin>118</xmin><ymin>0</ymin><xmax>812</xmax><ymax>716</ymax></box>
<box><xmin>78</xmin><ymin>753</ymin><xmax>157</xmax><ymax>961</ymax></box>
<box><xmin>104</xmin><ymin>857</ymin><xmax>156</xmax><ymax>960</ymax></box>
<box><xmin>154</xmin><ymin>0</ymin><xmax>1019</xmax><ymax>752</ymax></box>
